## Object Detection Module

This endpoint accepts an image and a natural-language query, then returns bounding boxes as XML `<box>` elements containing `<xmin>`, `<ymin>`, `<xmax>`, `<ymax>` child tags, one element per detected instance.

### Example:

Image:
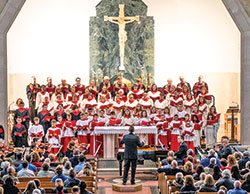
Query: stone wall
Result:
<box><xmin>241</xmin><ymin>0</ymin><xmax>250</xmax><ymax>18</ymax></box>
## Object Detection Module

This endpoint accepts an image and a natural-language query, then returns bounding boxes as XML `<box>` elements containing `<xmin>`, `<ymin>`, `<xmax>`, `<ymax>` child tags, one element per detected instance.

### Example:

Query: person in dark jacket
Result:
<box><xmin>238</xmin><ymin>151</ymin><xmax>250</xmax><ymax>170</ymax></box>
<box><xmin>193</xmin><ymin>165</ymin><xmax>204</xmax><ymax>180</ymax></box>
<box><xmin>215</xmin><ymin>169</ymin><xmax>234</xmax><ymax>190</ymax></box>
<box><xmin>215</xmin><ymin>136</ymin><xmax>232</xmax><ymax>159</ymax></box>
<box><xmin>79</xmin><ymin>181</ymin><xmax>92</xmax><ymax>194</ymax></box>
<box><xmin>64</xmin><ymin>169</ymin><xmax>80</xmax><ymax>187</ymax></box>
<box><xmin>175</xmin><ymin>136</ymin><xmax>188</xmax><ymax>162</ymax></box>
<box><xmin>242</xmin><ymin>173</ymin><xmax>250</xmax><ymax>192</ymax></box>
<box><xmin>0</xmin><ymin>125</ymin><xmax>4</xmax><ymax>139</ymax></box>
<box><xmin>231</xmin><ymin>165</ymin><xmax>242</xmax><ymax>180</ymax></box>
<box><xmin>199</xmin><ymin>174</ymin><xmax>217</xmax><ymax>192</ymax></box>
<box><xmin>120</xmin><ymin>126</ymin><xmax>144</xmax><ymax>185</ymax></box>
<box><xmin>69</xmin><ymin>149</ymin><xmax>80</xmax><ymax>168</ymax></box>
<box><xmin>2</xmin><ymin>177</ymin><xmax>20</xmax><ymax>194</ymax></box>
<box><xmin>180</xmin><ymin>175</ymin><xmax>197</xmax><ymax>192</ymax></box>
<box><xmin>213</xmin><ymin>165</ymin><xmax>222</xmax><ymax>181</ymax></box>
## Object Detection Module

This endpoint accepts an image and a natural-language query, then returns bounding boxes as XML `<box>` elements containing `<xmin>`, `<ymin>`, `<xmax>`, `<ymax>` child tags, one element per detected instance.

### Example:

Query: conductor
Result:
<box><xmin>121</xmin><ymin>126</ymin><xmax>144</xmax><ymax>185</ymax></box>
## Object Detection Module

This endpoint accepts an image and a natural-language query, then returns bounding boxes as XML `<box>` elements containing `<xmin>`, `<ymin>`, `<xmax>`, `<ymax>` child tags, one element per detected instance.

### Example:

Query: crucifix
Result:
<box><xmin>104</xmin><ymin>4</ymin><xmax>140</xmax><ymax>71</ymax></box>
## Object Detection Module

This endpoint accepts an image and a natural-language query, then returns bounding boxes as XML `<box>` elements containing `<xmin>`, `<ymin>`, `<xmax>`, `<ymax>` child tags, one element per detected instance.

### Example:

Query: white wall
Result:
<box><xmin>7</xmin><ymin>0</ymin><xmax>240</xmax><ymax>127</ymax></box>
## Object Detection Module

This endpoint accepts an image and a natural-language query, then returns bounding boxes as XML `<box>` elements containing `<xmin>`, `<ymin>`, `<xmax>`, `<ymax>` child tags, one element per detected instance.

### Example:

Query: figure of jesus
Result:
<box><xmin>104</xmin><ymin>4</ymin><xmax>140</xmax><ymax>70</ymax></box>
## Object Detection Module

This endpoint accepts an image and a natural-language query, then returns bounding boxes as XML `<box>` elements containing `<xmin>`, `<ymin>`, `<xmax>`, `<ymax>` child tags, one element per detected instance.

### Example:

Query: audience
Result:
<box><xmin>74</xmin><ymin>155</ymin><xmax>86</xmax><ymax>173</ymax></box>
<box><xmin>77</xmin><ymin>162</ymin><xmax>94</xmax><ymax>177</ymax></box>
<box><xmin>13</xmin><ymin>152</ymin><xmax>24</xmax><ymax>169</ymax></box>
<box><xmin>200</xmin><ymin>149</ymin><xmax>221</xmax><ymax>168</ymax></box>
<box><xmin>212</xmin><ymin>165</ymin><xmax>222</xmax><ymax>181</ymax></box>
<box><xmin>63</xmin><ymin>161</ymin><xmax>72</xmax><ymax>176</ymax></box>
<box><xmin>17</xmin><ymin>155</ymin><xmax>37</xmax><ymax>172</ymax></box>
<box><xmin>79</xmin><ymin>181</ymin><xmax>93</xmax><ymax>194</ymax></box>
<box><xmin>194</xmin><ymin>172</ymin><xmax>206</xmax><ymax>188</ymax></box>
<box><xmin>2</xmin><ymin>166</ymin><xmax>19</xmax><ymax>184</ymax></box>
<box><xmin>34</xmin><ymin>179</ymin><xmax>45</xmax><ymax>194</ymax></box>
<box><xmin>171</xmin><ymin>172</ymin><xmax>184</xmax><ymax>188</ymax></box>
<box><xmin>231</xmin><ymin>165</ymin><xmax>242</xmax><ymax>180</ymax></box>
<box><xmin>157</xmin><ymin>160</ymin><xmax>184</xmax><ymax>175</ymax></box>
<box><xmin>52</xmin><ymin>178</ymin><xmax>67</xmax><ymax>194</ymax></box>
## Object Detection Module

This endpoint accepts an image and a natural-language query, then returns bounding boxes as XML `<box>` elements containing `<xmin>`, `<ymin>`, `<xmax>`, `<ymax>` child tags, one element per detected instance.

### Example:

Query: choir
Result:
<box><xmin>10</xmin><ymin>75</ymin><xmax>220</xmax><ymax>156</ymax></box>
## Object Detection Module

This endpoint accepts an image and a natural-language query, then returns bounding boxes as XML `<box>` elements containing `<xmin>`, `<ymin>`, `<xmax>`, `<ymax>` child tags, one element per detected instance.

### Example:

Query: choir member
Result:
<box><xmin>79</xmin><ymin>87</ymin><xmax>90</xmax><ymax>102</ymax></box>
<box><xmin>56</xmin><ymin>115</ymin><xmax>65</xmax><ymax>129</ymax></box>
<box><xmin>14</xmin><ymin>101</ymin><xmax>30</xmax><ymax>130</ymax></box>
<box><xmin>181</xmin><ymin>120</ymin><xmax>195</xmax><ymax>154</ymax></box>
<box><xmin>209</xmin><ymin>105</ymin><xmax>220</xmax><ymax>134</ymax></box>
<box><xmin>99</xmin><ymin>76</ymin><xmax>113</xmax><ymax>93</ymax></box>
<box><xmin>112</xmin><ymin>93</ymin><xmax>125</xmax><ymax>115</ymax></box>
<box><xmin>149</xmin><ymin>106</ymin><xmax>158</xmax><ymax>121</ymax></box>
<box><xmin>205</xmin><ymin>113</ymin><xmax>219</xmax><ymax>147</ymax></box>
<box><xmin>169</xmin><ymin>90</ymin><xmax>183</xmax><ymax>115</ymax></box>
<box><xmin>74</xmin><ymin>77</ymin><xmax>85</xmax><ymax>95</ymax></box>
<box><xmin>76</xmin><ymin>113</ymin><xmax>90</xmax><ymax>144</ymax></box>
<box><xmin>88</xmin><ymin>114</ymin><xmax>99</xmax><ymax>155</ymax></box>
<box><xmin>181</xmin><ymin>84</ymin><xmax>190</xmax><ymax>100</ymax></box>
<box><xmin>14</xmin><ymin>98</ymin><xmax>24</xmax><ymax>110</ymax></box>
<box><xmin>46</xmin><ymin>119</ymin><xmax>61</xmax><ymax>154</ymax></box>
<box><xmin>81</xmin><ymin>93</ymin><xmax>97</xmax><ymax>111</ymax></box>
<box><xmin>53</xmin><ymin>95</ymin><xmax>68</xmax><ymax>113</ymax></box>
<box><xmin>192</xmin><ymin>114</ymin><xmax>203</xmax><ymax>148</ymax></box>
<box><xmin>125</xmin><ymin>94</ymin><xmax>138</xmax><ymax>112</ymax></box>
<box><xmin>11</xmin><ymin>117</ymin><xmax>28</xmax><ymax>147</ymax></box>
<box><xmin>88</xmin><ymin>79</ymin><xmax>98</xmax><ymax>98</ymax></box>
<box><xmin>198</xmin><ymin>96</ymin><xmax>208</xmax><ymax>119</ymax></box>
<box><xmin>114</xmin><ymin>76</ymin><xmax>128</xmax><ymax>95</ymax></box>
<box><xmin>184</xmin><ymin>93</ymin><xmax>196</xmax><ymax>114</ymax></box>
<box><xmin>148</xmin><ymin>84</ymin><xmax>160</xmax><ymax>102</ymax></box>
<box><xmin>156</xmin><ymin>114</ymin><xmax>168</xmax><ymax>146</ymax></box>
<box><xmin>71</xmin><ymin>105</ymin><xmax>81</xmax><ymax>121</ymax></box>
<box><xmin>127</xmin><ymin>84</ymin><xmax>144</xmax><ymax>100</ymax></box>
<box><xmin>105</xmin><ymin>111</ymin><xmax>122</xmax><ymax>126</ymax></box>
<box><xmin>117</xmin><ymin>89</ymin><xmax>127</xmax><ymax>102</ymax></box>
<box><xmin>29</xmin><ymin>117</ymin><xmax>44</xmax><ymax>143</ymax></box>
<box><xmin>45</xmin><ymin>77</ymin><xmax>56</xmax><ymax>98</ymax></box>
<box><xmin>169</xmin><ymin>114</ymin><xmax>182</xmax><ymax>151</ymax></box>
<box><xmin>98</xmin><ymin>86</ymin><xmax>112</xmax><ymax>102</ymax></box>
<box><xmin>135</xmin><ymin>78</ymin><xmax>145</xmax><ymax>91</ymax></box>
<box><xmin>196</xmin><ymin>86</ymin><xmax>213</xmax><ymax>105</ymax></box>
<box><xmin>177</xmin><ymin>76</ymin><xmax>191</xmax><ymax>91</ymax></box>
<box><xmin>191</xmin><ymin>105</ymin><xmax>203</xmax><ymax>121</ymax></box>
<box><xmin>176</xmin><ymin>105</ymin><xmax>187</xmax><ymax>121</ymax></box>
<box><xmin>155</xmin><ymin>92</ymin><xmax>168</xmax><ymax>110</ymax></box>
<box><xmin>97</xmin><ymin>96</ymin><xmax>111</xmax><ymax>111</ymax></box>
<box><xmin>51</xmin><ymin>87</ymin><xmax>63</xmax><ymax>103</ymax></box>
<box><xmin>58</xmin><ymin>78</ymin><xmax>71</xmax><ymax>100</ymax></box>
<box><xmin>54</xmin><ymin>104</ymin><xmax>67</xmax><ymax>121</ymax></box>
<box><xmin>38</xmin><ymin>104</ymin><xmax>53</xmax><ymax>139</ymax></box>
<box><xmin>66</xmin><ymin>86</ymin><xmax>79</xmax><ymax>103</ymax></box>
<box><xmin>38</xmin><ymin>96</ymin><xmax>53</xmax><ymax>113</ymax></box>
<box><xmin>139</xmin><ymin>92</ymin><xmax>154</xmax><ymax>114</ymax></box>
<box><xmin>62</xmin><ymin>114</ymin><xmax>76</xmax><ymax>153</ymax></box>
<box><xmin>67</xmin><ymin>94</ymin><xmax>80</xmax><ymax>111</ymax></box>
<box><xmin>26</xmin><ymin>76</ymin><xmax>40</xmax><ymax>120</ymax></box>
<box><xmin>192</xmin><ymin>75</ymin><xmax>209</xmax><ymax>98</ymax></box>
<box><xmin>121</xmin><ymin>108</ymin><xmax>135</xmax><ymax>126</ymax></box>
<box><xmin>162</xmin><ymin>78</ymin><xmax>174</xmax><ymax>94</ymax></box>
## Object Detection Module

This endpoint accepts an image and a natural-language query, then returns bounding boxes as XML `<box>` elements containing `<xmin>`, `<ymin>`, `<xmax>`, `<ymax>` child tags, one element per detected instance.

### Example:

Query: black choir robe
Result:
<box><xmin>11</xmin><ymin>124</ymin><xmax>28</xmax><ymax>147</ymax></box>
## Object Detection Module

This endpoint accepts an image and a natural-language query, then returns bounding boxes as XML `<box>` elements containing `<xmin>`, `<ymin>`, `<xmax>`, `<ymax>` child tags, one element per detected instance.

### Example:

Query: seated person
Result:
<box><xmin>194</xmin><ymin>172</ymin><xmax>206</xmax><ymax>188</ymax></box>
<box><xmin>37</xmin><ymin>162</ymin><xmax>55</xmax><ymax>177</ymax></box>
<box><xmin>215</xmin><ymin>169</ymin><xmax>234</xmax><ymax>191</ymax></box>
<box><xmin>227</xmin><ymin>181</ymin><xmax>247</xmax><ymax>194</ymax></box>
<box><xmin>17</xmin><ymin>161</ymin><xmax>35</xmax><ymax>177</ymax></box>
<box><xmin>199</xmin><ymin>174</ymin><xmax>217</xmax><ymax>192</ymax></box>
<box><xmin>180</xmin><ymin>175</ymin><xmax>197</xmax><ymax>193</ymax></box>
<box><xmin>51</xmin><ymin>166</ymin><xmax>68</xmax><ymax>182</ymax></box>
<box><xmin>64</xmin><ymin>169</ymin><xmax>81</xmax><ymax>187</ymax></box>
<box><xmin>157</xmin><ymin>160</ymin><xmax>184</xmax><ymax>175</ymax></box>
<box><xmin>51</xmin><ymin>178</ymin><xmax>67</xmax><ymax>193</ymax></box>
<box><xmin>171</xmin><ymin>172</ymin><xmax>184</xmax><ymax>188</ymax></box>
<box><xmin>242</xmin><ymin>173</ymin><xmax>250</xmax><ymax>192</ymax></box>
<box><xmin>192</xmin><ymin>165</ymin><xmax>204</xmax><ymax>180</ymax></box>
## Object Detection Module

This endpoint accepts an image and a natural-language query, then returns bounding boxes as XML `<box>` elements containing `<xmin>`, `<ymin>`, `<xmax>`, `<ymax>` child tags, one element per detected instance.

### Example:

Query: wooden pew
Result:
<box><xmin>169</xmin><ymin>186</ymin><xmax>180</xmax><ymax>194</ymax></box>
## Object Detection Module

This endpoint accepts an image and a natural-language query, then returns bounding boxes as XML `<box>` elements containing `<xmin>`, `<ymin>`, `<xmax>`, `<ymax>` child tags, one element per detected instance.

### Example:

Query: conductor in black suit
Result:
<box><xmin>120</xmin><ymin>126</ymin><xmax>144</xmax><ymax>185</ymax></box>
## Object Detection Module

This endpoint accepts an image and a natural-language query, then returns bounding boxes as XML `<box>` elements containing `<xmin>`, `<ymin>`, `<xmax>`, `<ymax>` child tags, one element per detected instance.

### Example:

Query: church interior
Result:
<box><xmin>0</xmin><ymin>0</ymin><xmax>250</xmax><ymax>193</ymax></box>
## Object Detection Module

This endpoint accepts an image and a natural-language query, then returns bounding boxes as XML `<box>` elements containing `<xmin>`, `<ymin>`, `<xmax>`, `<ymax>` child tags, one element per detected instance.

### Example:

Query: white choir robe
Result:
<box><xmin>46</xmin><ymin>127</ymin><xmax>61</xmax><ymax>148</ymax></box>
<box><xmin>97</xmin><ymin>100</ymin><xmax>112</xmax><ymax>110</ymax></box>
<box><xmin>29</xmin><ymin>124</ymin><xmax>44</xmax><ymax>142</ymax></box>
<box><xmin>199</xmin><ymin>103</ymin><xmax>208</xmax><ymax>119</ymax></box>
<box><xmin>169</xmin><ymin>96</ymin><xmax>183</xmax><ymax>116</ymax></box>
<box><xmin>76</xmin><ymin>119</ymin><xmax>90</xmax><ymax>144</ymax></box>
<box><xmin>148</xmin><ymin>91</ymin><xmax>160</xmax><ymax>102</ymax></box>
<box><xmin>127</xmin><ymin>90</ymin><xmax>144</xmax><ymax>100</ymax></box>
<box><xmin>112</xmin><ymin>100</ymin><xmax>125</xmax><ymax>115</ymax></box>
<box><xmin>66</xmin><ymin>101</ymin><xmax>81</xmax><ymax>111</ymax></box>
<box><xmin>121</xmin><ymin>116</ymin><xmax>135</xmax><ymax>126</ymax></box>
<box><xmin>98</xmin><ymin>92</ymin><xmax>112</xmax><ymax>102</ymax></box>
<box><xmin>125</xmin><ymin>100</ymin><xmax>138</xmax><ymax>111</ymax></box>
<box><xmin>155</xmin><ymin>99</ymin><xmax>168</xmax><ymax>110</ymax></box>
<box><xmin>184</xmin><ymin>99</ymin><xmax>196</xmax><ymax>114</ymax></box>
<box><xmin>52</xmin><ymin>101</ymin><xmax>68</xmax><ymax>114</ymax></box>
<box><xmin>81</xmin><ymin>98</ymin><xmax>97</xmax><ymax>111</ymax></box>
<box><xmin>177</xmin><ymin>110</ymin><xmax>187</xmax><ymax>121</ymax></box>
<box><xmin>182</xmin><ymin>124</ymin><xmax>195</xmax><ymax>153</ymax></box>
<box><xmin>65</xmin><ymin>92</ymin><xmax>79</xmax><ymax>103</ymax></box>
<box><xmin>139</xmin><ymin>98</ymin><xmax>154</xmax><ymax>110</ymax></box>
<box><xmin>36</xmin><ymin>91</ymin><xmax>50</xmax><ymax>109</ymax></box>
<box><xmin>169</xmin><ymin>120</ymin><xmax>182</xmax><ymax>151</ymax></box>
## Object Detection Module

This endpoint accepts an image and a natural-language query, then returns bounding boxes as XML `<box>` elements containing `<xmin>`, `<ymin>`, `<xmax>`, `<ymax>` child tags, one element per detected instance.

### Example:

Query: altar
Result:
<box><xmin>93</xmin><ymin>126</ymin><xmax>158</xmax><ymax>159</ymax></box>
